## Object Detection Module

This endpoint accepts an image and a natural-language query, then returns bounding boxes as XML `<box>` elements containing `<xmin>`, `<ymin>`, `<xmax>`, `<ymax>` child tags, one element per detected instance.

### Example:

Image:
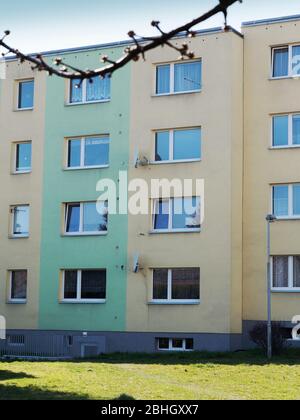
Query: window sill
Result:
<box><xmin>9</xmin><ymin>235</ymin><xmax>29</xmax><ymax>239</ymax></box>
<box><xmin>152</xmin><ymin>90</ymin><xmax>201</xmax><ymax>98</ymax></box>
<box><xmin>272</xmin><ymin>288</ymin><xmax>300</xmax><ymax>293</ymax></box>
<box><xmin>274</xmin><ymin>217</ymin><xmax>300</xmax><ymax>221</ymax></box>
<box><xmin>11</xmin><ymin>170</ymin><xmax>32</xmax><ymax>175</ymax></box>
<box><xmin>65</xmin><ymin>100</ymin><xmax>110</xmax><ymax>107</ymax></box>
<box><xmin>60</xmin><ymin>299</ymin><xmax>106</xmax><ymax>304</ymax></box>
<box><xmin>62</xmin><ymin>232</ymin><xmax>108</xmax><ymax>237</ymax></box>
<box><xmin>150</xmin><ymin>159</ymin><xmax>201</xmax><ymax>165</ymax></box>
<box><xmin>269</xmin><ymin>76</ymin><xmax>300</xmax><ymax>81</ymax></box>
<box><xmin>269</xmin><ymin>146</ymin><xmax>300</xmax><ymax>150</ymax></box>
<box><xmin>148</xmin><ymin>300</ymin><xmax>200</xmax><ymax>305</ymax></box>
<box><xmin>149</xmin><ymin>228</ymin><xmax>201</xmax><ymax>234</ymax></box>
<box><xmin>63</xmin><ymin>165</ymin><xmax>109</xmax><ymax>171</ymax></box>
<box><xmin>7</xmin><ymin>300</ymin><xmax>27</xmax><ymax>305</ymax></box>
<box><xmin>158</xmin><ymin>348</ymin><xmax>194</xmax><ymax>352</ymax></box>
<box><xmin>14</xmin><ymin>107</ymin><xmax>34</xmax><ymax>112</ymax></box>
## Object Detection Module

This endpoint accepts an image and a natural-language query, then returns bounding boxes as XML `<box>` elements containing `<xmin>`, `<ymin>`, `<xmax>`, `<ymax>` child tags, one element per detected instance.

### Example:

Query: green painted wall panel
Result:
<box><xmin>39</xmin><ymin>48</ymin><xmax>130</xmax><ymax>331</ymax></box>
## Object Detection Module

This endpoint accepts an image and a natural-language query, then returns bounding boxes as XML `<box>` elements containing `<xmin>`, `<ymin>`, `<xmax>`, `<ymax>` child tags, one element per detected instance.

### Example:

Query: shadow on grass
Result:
<box><xmin>0</xmin><ymin>384</ymin><xmax>89</xmax><ymax>400</ymax></box>
<box><xmin>0</xmin><ymin>370</ymin><xmax>35</xmax><ymax>382</ymax></box>
<box><xmin>71</xmin><ymin>349</ymin><xmax>300</xmax><ymax>367</ymax></box>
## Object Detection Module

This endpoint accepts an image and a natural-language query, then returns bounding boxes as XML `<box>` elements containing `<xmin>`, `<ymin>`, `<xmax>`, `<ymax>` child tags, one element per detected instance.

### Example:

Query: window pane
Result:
<box><xmin>83</xmin><ymin>202</ymin><xmax>107</xmax><ymax>232</ymax></box>
<box><xmin>66</xmin><ymin>204</ymin><xmax>80</xmax><ymax>232</ymax></box>
<box><xmin>273</xmin><ymin>185</ymin><xmax>289</xmax><ymax>217</ymax></box>
<box><xmin>273</xmin><ymin>115</ymin><xmax>288</xmax><ymax>147</ymax></box>
<box><xmin>292</xmin><ymin>45</ymin><xmax>300</xmax><ymax>75</ymax></box>
<box><xmin>173</xmin><ymin>129</ymin><xmax>201</xmax><ymax>160</ymax></box>
<box><xmin>293</xmin><ymin>115</ymin><xmax>300</xmax><ymax>145</ymax></box>
<box><xmin>81</xmin><ymin>270</ymin><xmax>106</xmax><ymax>299</ymax></box>
<box><xmin>153</xmin><ymin>269</ymin><xmax>168</xmax><ymax>300</ymax></box>
<box><xmin>293</xmin><ymin>185</ymin><xmax>300</xmax><ymax>215</ymax></box>
<box><xmin>273</xmin><ymin>48</ymin><xmax>289</xmax><ymax>77</ymax></box>
<box><xmin>185</xmin><ymin>339</ymin><xmax>194</xmax><ymax>350</ymax></box>
<box><xmin>171</xmin><ymin>268</ymin><xmax>200</xmax><ymax>300</ymax></box>
<box><xmin>154</xmin><ymin>200</ymin><xmax>169</xmax><ymax>230</ymax></box>
<box><xmin>172</xmin><ymin>339</ymin><xmax>184</xmax><ymax>349</ymax></box>
<box><xmin>84</xmin><ymin>137</ymin><xmax>109</xmax><ymax>167</ymax></box>
<box><xmin>18</xmin><ymin>80</ymin><xmax>34</xmax><ymax>109</ymax></box>
<box><xmin>68</xmin><ymin>139</ymin><xmax>81</xmax><ymax>168</ymax></box>
<box><xmin>293</xmin><ymin>256</ymin><xmax>300</xmax><ymax>288</ymax></box>
<box><xmin>155</xmin><ymin>131</ymin><xmax>170</xmax><ymax>161</ymax></box>
<box><xmin>64</xmin><ymin>270</ymin><xmax>78</xmax><ymax>299</ymax></box>
<box><xmin>70</xmin><ymin>79</ymin><xmax>83</xmax><ymax>103</ymax></box>
<box><xmin>156</xmin><ymin>65</ymin><xmax>170</xmax><ymax>94</ymax></box>
<box><xmin>11</xmin><ymin>271</ymin><xmax>27</xmax><ymax>300</ymax></box>
<box><xmin>16</xmin><ymin>143</ymin><xmax>32</xmax><ymax>171</ymax></box>
<box><xmin>86</xmin><ymin>76</ymin><xmax>110</xmax><ymax>101</ymax></box>
<box><xmin>172</xmin><ymin>197</ymin><xmax>200</xmax><ymax>229</ymax></box>
<box><xmin>174</xmin><ymin>61</ymin><xmax>201</xmax><ymax>93</ymax></box>
<box><xmin>158</xmin><ymin>338</ymin><xmax>169</xmax><ymax>350</ymax></box>
<box><xmin>273</xmin><ymin>256</ymin><xmax>289</xmax><ymax>288</ymax></box>
<box><xmin>13</xmin><ymin>206</ymin><xmax>29</xmax><ymax>236</ymax></box>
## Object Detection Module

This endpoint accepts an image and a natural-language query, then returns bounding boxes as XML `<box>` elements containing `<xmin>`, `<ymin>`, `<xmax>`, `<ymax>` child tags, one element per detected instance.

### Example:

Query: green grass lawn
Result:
<box><xmin>1</xmin><ymin>350</ymin><xmax>300</xmax><ymax>400</ymax></box>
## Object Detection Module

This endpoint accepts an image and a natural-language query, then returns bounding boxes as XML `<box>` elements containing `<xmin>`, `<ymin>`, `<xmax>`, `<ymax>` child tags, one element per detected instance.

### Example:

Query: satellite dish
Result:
<box><xmin>134</xmin><ymin>147</ymin><xmax>150</xmax><ymax>168</ymax></box>
<box><xmin>133</xmin><ymin>253</ymin><xmax>140</xmax><ymax>273</ymax></box>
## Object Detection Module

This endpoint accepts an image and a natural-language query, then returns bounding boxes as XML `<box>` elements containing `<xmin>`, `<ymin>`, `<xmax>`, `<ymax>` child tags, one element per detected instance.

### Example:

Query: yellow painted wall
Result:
<box><xmin>127</xmin><ymin>30</ymin><xmax>244</xmax><ymax>334</ymax></box>
<box><xmin>0</xmin><ymin>61</ymin><xmax>46</xmax><ymax>329</ymax></box>
<box><xmin>243</xmin><ymin>20</ymin><xmax>300</xmax><ymax>321</ymax></box>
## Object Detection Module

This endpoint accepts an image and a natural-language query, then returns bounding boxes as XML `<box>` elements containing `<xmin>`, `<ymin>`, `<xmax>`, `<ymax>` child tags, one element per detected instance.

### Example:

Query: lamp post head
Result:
<box><xmin>266</xmin><ymin>214</ymin><xmax>277</xmax><ymax>223</ymax></box>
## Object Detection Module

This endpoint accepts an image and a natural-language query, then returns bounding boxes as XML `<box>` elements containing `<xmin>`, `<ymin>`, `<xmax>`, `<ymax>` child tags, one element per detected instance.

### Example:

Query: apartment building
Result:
<box><xmin>0</xmin><ymin>14</ymin><xmax>299</xmax><ymax>357</ymax></box>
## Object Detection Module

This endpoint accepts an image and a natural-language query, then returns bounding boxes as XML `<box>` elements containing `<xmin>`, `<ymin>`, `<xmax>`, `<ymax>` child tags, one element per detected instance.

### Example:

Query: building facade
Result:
<box><xmin>0</xmin><ymin>14</ymin><xmax>300</xmax><ymax>357</ymax></box>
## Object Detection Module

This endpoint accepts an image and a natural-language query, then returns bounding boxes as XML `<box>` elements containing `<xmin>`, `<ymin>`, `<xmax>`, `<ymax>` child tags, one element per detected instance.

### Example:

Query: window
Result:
<box><xmin>272</xmin><ymin>184</ymin><xmax>300</xmax><ymax>218</ymax></box>
<box><xmin>272</xmin><ymin>256</ymin><xmax>300</xmax><ymax>290</ymax></box>
<box><xmin>8</xmin><ymin>270</ymin><xmax>27</xmax><ymax>303</ymax></box>
<box><xmin>67</xmin><ymin>136</ymin><xmax>109</xmax><ymax>169</ymax></box>
<box><xmin>17</xmin><ymin>80</ymin><xmax>34</xmax><ymax>109</ymax></box>
<box><xmin>272</xmin><ymin>114</ymin><xmax>300</xmax><ymax>147</ymax></box>
<box><xmin>62</xmin><ymin>269</ymin><xmax>106</xmax><ymax>302</ymax></box>
<box><xmin>65</xmin><ymin>201</ymin><xmax>108</xmax><ymax>235</ymax></box>
<box><xmin>157</xmin><ymin>338</ymin><xmax>194</xmax><ymax>352</ymax></box>
<box><xmin>153</xmin><ymin>197</ymin><xmax>201</xmax><ymax>232</ymax></box>
<box><xmin>69</xmin><ymin>76</ymin><xmax>111</xmax><ymax>104</ymax></box>
<box><xmin>11</xmin><ymin>205</ymin><xmax>29</xmax><ymax>237</ymax></box>
<box><xmin>152</xmin><ymin>268</ymin><xmax>200</xmax><ymax>302</ymax></box>
<box><xmin>155</xmin><ymin>128</ymin><xmax>201</xmax><ymax>162</ymax></box>
<box><xmin>14</xmin><ymin>142</ymin><xmax>32</xmax><ymax>173</ymax></box>
<box><xmin>156</xmin><ymin>60</ymin><xmax>201</xmax><ymax>95</ymax></box>
<box><xmin>272</xmin><ymin>45</ymin><xmax>300</xmax><ymax>78</ymax></box>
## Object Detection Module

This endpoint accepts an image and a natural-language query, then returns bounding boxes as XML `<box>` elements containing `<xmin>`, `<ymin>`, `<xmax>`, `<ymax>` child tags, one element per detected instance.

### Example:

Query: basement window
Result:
<box><xmin>157</xmin><ymin>338</ymin><xmax>194</xmax><ymax>352</ymax></box>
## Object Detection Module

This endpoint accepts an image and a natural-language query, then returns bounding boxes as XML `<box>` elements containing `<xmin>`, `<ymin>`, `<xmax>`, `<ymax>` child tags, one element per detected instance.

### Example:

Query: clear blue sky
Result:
<box><xmin>1</xmin><ymin>0</ymin><xmax>300</xmax><ymax>53</ymax></box>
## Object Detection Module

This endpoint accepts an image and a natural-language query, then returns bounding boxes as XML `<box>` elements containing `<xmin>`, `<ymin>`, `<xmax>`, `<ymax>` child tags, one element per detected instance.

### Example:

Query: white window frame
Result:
<box><xmin>153</xmin><ymin>128</ymin><xmax>202</xmax><ymax>164</ymax></box>
<box><xmin>64</xmin><ymin>201</ymin><xmax>108</xmax><ymax>236</ymax></box>
<box><xmin>151</xmin><ymin>268</ymin><xmax>200</xmax><ymax>304</ymax></box>
<box><xmin>8</xmin><ymin>270</ymin><xmax>27</xmax><ymax>304</ymax></box>
<box><xmin>271</xmin><ymin>114</ymin><xmax>300</xmax><ymax>149</ymax></box>
<box><xmin>271</xmin><ymin>256</ymin><xmax>300</xmax><ymax>292</ymax></box>
<box><xmin>272</xmin><ymin>184</ymin><xmax>300</xmax><ymax>219</ymax></box>
<box><xmin>13</xmin><ymin>141</ymin><xmax>32</xmax><ymax>174</ymax></box>
<box><xmin>61</xmin><ymin>269</ymin><xmax>106</xmax><ymax>304</ymax></box>
<box><xmin>271</xmin><ymin>45</ymin><xmax>300</xmax><ymax>79</ymax></box>
<box><xmin>66</xmin><ymin>136</ymin><xmax>110</xmax><ymax>170</ymax></box>
<box><xmin>16</xmin><ymin>79</ymin><xmax>34</xmax><ymax>111</ymax></box>
<box><xmin>157</xmin><ymin>338</ymin><xmax>194</xmax><ymax>352</ymax></box>
<box><xmin>68</xmin><ymin>79</ymin><xmax>111</xmax><ymax>105</ymax></box>
<box><xmin>10</xmin><ymin>205</ymin><xmax>30</xmax><ymax>238</ymax></box>
<box><xmin>151</xmin><ymin>198</ymin><xmax>201</xmax><ymax>233</ymax></box>
<box><xmin>155</xmin><ymin>60</ymin><xmax>202</xmax><ymax>96</ymax></box>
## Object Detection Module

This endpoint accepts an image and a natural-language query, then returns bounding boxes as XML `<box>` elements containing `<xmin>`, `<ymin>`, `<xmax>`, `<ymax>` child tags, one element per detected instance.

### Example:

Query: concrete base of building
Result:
<box><xmin>2</xmin><ymin>323</ymin><xmax>299</xmax><ymax>358</ymax></box>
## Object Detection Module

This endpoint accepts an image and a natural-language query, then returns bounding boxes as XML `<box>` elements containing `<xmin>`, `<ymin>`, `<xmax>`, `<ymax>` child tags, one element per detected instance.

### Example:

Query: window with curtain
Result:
<box><xmin>10</xmin><ymin>271</ymin><xmax>27</xmax><ymax>301</ymax></box>
<box><xmin>293</xmin><ymin>256</ymin><xmax>300</xmax><ymax>288</ymax></box>
<box><xmin>156</xmin><ymin>61</ymin><xmax>201</xmax><ymax>94</ymax></box>
<box><xmin>273</xmin><ymin>256</ymin><xmax>289</xmax><ymax>288</ymax></box>
<box><xmin>69</xmin><ymin>77</ymin><xmax>110</xmax><ymax>103</ymax></box>
<box><xmin>273</xmin><ymin>185</ymin><xmax>289</xmax><ymax>217</ymax></box>
<box><xmin>152</xmin><ymin>268</ymin><xmax>200</xmax><ymax>301</ymax></box>
<box><xmin>63</xmin><ymin>270</ymin><xmax>106</xmax><ymax>301</ymax></box>
<box><xmin>12</xmin><ymin>206</ymin><xmax>30</xmax><ymax>237</ymax></box>
<box><xmin>67</xmin><ymin>136</ymin><xmax>110</xmax><ymax>168</ymax></box>
<box><xmin>272</xmin><ymin>48</ymin><xmax>289</xmax><ymax>77</ymax></box>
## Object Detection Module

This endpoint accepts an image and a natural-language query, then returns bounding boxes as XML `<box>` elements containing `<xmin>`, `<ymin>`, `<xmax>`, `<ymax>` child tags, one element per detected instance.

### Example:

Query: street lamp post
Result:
<box><xmin>266</xmin><ymin>214</ymin><xmax>277</xmax><ymax>360</ymax></box>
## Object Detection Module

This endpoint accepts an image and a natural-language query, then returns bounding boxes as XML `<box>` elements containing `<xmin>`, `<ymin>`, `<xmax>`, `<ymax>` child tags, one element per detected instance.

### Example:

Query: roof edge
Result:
<box><xmin>4</xmin><ymin>26</ymin><xmax>242</xmax><ymax>62</ymax></box>
<box><xmin>242</xmin><ymin>14</ymin><xmax>300</xmax><ymax>28</ymax></box>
